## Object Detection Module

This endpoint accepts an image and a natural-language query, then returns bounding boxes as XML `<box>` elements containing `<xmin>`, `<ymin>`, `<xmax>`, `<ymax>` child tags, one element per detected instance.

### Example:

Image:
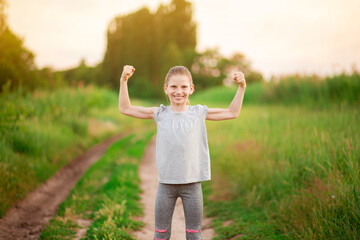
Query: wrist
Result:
<box><xmin>238</xmin><ymin>83</ymin><xmax>246</xmax><ymax>89</ymax></box>
<box><xmin>120</xmin><ymin>76</ymin><xmax>128</xmax><ymax>82</ymax></box>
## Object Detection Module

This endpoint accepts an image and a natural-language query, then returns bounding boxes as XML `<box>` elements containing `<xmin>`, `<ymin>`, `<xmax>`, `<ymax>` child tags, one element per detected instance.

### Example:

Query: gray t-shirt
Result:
<box><xmin>153</xmin><ymin>104</ymin><xmax>211</xmax><ymax>184</ymax></box>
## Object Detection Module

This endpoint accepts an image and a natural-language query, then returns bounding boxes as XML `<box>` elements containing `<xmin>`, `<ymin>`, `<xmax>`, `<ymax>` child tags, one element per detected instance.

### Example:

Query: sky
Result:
<box><xmin>7</xmin><ymin>0</ymin><xmax>360</xmax><ymax>79</ymax></box>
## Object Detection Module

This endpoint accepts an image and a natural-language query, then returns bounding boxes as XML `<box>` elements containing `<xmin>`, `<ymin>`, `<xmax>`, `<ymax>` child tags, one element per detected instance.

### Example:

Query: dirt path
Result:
<box><xmin>133</xmin><ymin>136</ymin><xmax>214</xmax><ymax>240</ymax></box>
<box><xmin>0</xmin><ymin>133</ymin><xmax>127</xmax><ymax>240</ymax></box>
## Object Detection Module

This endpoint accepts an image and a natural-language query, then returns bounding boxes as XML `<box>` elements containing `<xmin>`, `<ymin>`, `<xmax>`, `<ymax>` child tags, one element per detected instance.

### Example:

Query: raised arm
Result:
<box><xmin>119</xmin><ymin>65</ymin><xmax>158</xmax><ymax>119</ymax></box>
<box><xmin>206</xmin><ymin>72</ymin><xmax>246</xmax><ymax>121</ymax></box>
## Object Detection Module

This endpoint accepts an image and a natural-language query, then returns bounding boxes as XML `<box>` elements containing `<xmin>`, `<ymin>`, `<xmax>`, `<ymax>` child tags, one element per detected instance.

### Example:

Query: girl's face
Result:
<box><xmin>164</xmin><ymin>74</ymin><xmax>194</xmax><ymax>105</ymax></box>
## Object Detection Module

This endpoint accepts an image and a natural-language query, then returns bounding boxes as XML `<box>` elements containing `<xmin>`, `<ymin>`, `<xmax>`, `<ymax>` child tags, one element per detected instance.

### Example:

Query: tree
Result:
<box><xmin>192</xmin><ymin>48</ymin><xmax>263</xmax><ymax>89</ymax></box>
<box><xmin>101</xmin><ymin>0</ymin><xmax>197</xmax><ymax>98</ymax></box>
<box><xmin>0</xmin><ymin>0</ymin><xmax>40</xmax><ymax>92</ymax></box>
<box><xmin>102</xmin><ymin>7</ymin><xmax>154</xmax><ymax>92</ymax></box>
<box><xmin>57</xmin><ymin>59</ymin><xmax>100</xmax><ymax>88</ymax></box>
<box><xmin>0</xmin><ymin>0</ymin><xmax>6</xmax><ymax>33</ymax></box>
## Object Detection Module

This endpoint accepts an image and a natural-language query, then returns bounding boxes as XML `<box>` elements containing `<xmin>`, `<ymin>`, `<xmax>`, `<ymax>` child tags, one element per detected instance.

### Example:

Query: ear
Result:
<box><xmin>189</xmin><ymin>84</ymin><xmax>195</xmax><ymax>95</ymax></box>
<box><xmin>164</xmin><ymin>84</ymin><xmax>168</xmax><ymax>94</ymax></box>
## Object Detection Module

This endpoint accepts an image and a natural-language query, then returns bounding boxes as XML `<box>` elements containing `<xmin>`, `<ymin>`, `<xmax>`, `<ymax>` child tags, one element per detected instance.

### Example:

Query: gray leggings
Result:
<box><xmin>154</xmin><ymin>182</ymin><xmax>203</xmax><ymax>240</ymax></box>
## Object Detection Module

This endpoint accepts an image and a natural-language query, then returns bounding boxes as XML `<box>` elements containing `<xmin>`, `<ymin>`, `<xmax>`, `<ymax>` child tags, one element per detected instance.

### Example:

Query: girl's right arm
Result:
<box><xmin>119</xmin><ymin>65</ymin><xmax>158</xmax><ymax>119</ymax></box>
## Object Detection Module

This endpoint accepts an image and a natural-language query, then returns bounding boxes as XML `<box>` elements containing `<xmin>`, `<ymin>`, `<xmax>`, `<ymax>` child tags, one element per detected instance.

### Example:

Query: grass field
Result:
<box><xmin>40</xmin><ymin>131</ymin><xmax>155</xmax><ymax>239</ymax></box>
<box><xmin>192</xmin><ymin>86</ymin><xmax>360</xmax><ymax>239</ymax></box>
<box><xmin>1</xmin><ymin>79</ymin><xmax>359</xmax><ymax>239</ymax></box>
<box><xmin>0</xmin><ymin>85</ymin><xmax>155</xmax><ymax>217</ymax></box>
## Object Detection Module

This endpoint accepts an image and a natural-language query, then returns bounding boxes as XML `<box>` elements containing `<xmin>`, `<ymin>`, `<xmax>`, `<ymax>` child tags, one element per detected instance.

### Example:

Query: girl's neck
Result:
<box><xmin>170</xmin><ymin>103</ymin><xmax>188</xmax><ymax>113</ymax></box>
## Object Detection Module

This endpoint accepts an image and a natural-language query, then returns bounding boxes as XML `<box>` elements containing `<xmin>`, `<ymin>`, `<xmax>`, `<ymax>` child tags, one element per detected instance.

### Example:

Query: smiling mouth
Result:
<box><xmin>173</xmin><ymin>95</ymin><xmax>184</xmax><ymax>99</ymax></box>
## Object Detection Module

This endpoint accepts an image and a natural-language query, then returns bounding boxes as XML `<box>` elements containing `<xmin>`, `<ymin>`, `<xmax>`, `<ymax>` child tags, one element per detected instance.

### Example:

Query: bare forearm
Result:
<box><xmin>228</xmin><ymin>85</ymin><xmax>246</xmax><ymax>117</ymax></box>
<box><xmin>206</xmin><ymin>72</ymin><xmax>246</xmax><ymax>121</ymax></box>
<box><xmin>118</xmin><ymin>65</ymin><xmax>157</xmax><ymax>119</ymax></box>
<box><xmin>119</xmin><ymin>80</ymin><xmax>131</xmax><ymax>112</ymax></box>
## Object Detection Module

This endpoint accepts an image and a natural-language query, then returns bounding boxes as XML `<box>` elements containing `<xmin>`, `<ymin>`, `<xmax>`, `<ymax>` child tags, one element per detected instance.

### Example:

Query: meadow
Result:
<box><xmin>1</xmin><ymin>72</ymin><xmax>359</xmax><ymax>239</ymax></box>
<box><xmin>0</xmin><ymin>85</ymin><xmax>155</xmax><ymax>217</ymax></box>
<box><xmin>39</xmin><ymin>131</ymin><xmax>155</xmax><ymax>239</ymax></box>
<box><xmin>191</xmin><ymin>81</ymin><xmax>359</xmax><ymax>239</ymax></box>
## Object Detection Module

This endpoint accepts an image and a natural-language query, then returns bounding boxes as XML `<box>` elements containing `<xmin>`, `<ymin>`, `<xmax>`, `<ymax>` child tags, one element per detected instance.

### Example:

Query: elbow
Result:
<box><xmin>119</xmin><ymin>106</ymin><xmax>125</xmax><ymax>114</ymax></box>
<box><xmin>228</xmin><ymin>107</ymin><xmax>240</xmax><ymax>119</ymax></box>
<box><xmin>119</xmin><ymin>106</ymin><xmax>129</xmax><ymax>115</ymax></box>
<box><xmin>231</xmin><ymin>110</ymin><xmax>240</xmax><ymax>119</ymax></box>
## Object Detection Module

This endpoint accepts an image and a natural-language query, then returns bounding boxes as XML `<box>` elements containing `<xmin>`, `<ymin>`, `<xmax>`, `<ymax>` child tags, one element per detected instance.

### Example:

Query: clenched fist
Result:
<box><xmin>121</xmin><ymin>65</ymin><xmax>135</xmax><ymax>82</ymax></box>
<box><xmin>233</xmin><ymin>71</ymin><xmax>246</xmax><ymax>88</ymax></box>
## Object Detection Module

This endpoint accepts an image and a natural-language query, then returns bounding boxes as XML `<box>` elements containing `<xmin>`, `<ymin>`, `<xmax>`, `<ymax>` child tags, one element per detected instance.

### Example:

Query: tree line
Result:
<box><xmin>0</xmin><ymin>0</ymin><xmax>263</xmax><ymax>98</ymax></box>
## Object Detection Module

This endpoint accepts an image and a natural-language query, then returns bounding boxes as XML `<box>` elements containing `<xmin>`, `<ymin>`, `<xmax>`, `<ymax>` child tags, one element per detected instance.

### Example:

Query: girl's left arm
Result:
<box><xmin>206</xmin><ymin>72</ymin><xmax>246</xmax><ymax>121</ymax></box>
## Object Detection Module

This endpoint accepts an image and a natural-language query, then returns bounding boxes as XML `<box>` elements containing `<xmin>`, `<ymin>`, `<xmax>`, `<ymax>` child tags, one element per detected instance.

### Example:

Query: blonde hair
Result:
<box><xmin>164</xmin><ymin>66</ymin><xmax>194</xmax><ymax>105</ymax></box>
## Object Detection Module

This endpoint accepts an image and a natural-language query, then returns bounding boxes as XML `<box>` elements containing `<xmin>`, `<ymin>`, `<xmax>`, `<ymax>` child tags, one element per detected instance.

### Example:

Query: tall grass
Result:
<box><xmin>192</xmin><ymin>71</ymin><xmax>360</xmax><ymax>108</ymax></box>
<box><xmin>191</xmin><ymin>78</ymin><xmax>359</xmax><ymax>239</ymax></box>
<box><xmin>263</xmin><ymin>72</ymin><xmax>360</xmax><ymax>107</ymax></box>
<box><xmin>0</xmin><ymin>85</ymin><xmax>152</xmax><ymax>217</ymax></box>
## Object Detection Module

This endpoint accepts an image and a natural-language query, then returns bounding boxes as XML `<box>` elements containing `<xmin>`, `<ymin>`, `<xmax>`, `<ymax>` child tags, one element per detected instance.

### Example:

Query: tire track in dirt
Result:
<box><xmin>0</xmin><ymin>133</ymin><xmax>128</xmax><ymax>240</ymax></box>
<box><xmin>133</xmin><ymin>135</ymin><xmax>214</xmax><ymax>240</ymax></box>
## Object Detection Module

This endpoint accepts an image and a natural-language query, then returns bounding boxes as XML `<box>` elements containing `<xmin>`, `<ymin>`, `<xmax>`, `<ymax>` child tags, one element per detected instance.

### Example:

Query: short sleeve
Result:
<box><xmin>154</xmin><ymin>104</ymin><xmax>166</xmax><ymax>122</ymax></box>
<box><xmin>194</xmin><ymin>104</ymin><xmax>208</xmax><ymax>119</ymax></box>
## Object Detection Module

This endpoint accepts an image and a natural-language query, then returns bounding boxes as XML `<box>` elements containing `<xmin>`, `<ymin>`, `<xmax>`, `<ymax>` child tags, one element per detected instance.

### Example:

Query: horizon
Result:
<box><xmin>7</xmin><ymin>0</ymin><xmax>360</xmax><ymax>79</ymax></box>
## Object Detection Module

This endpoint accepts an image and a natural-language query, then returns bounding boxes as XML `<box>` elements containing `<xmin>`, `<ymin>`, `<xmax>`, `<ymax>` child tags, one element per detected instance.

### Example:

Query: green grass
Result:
<box><xmin>40</xmin><ymin>130</ymin><xmax>155</xmax><ymax>239</ymax></box>
<box><xmin>192</xmin><ymin>89</ymin><xmax>359</xmax><ymax>239</ymax></box>
<box><xmin>0</xmin><ymin>85</ymin><xmax>154</xmax><ymax>217</ymax></box>
<box><xmin>192</xmin><ymin>71</ymin><xmax>360</xmax><ymax>108</ymax></box>
<box><xmin>192</xmin><ymin>82</ymin><xmax>264</xmax><ymax>106</ymax></box>
<box><xmin>2</xmin><ymin>73</ymin><xmax>359</xmax><ymax>239</ymax></box>
<box><xmin>262</xmin><ymin>73</ymin><xmax>360</xmax><ymax>107</ymax></box>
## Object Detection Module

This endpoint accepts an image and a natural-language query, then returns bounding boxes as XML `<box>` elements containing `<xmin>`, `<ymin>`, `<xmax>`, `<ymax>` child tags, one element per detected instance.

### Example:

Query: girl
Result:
<box><xmin>119</xmin><ymin>65</ymin><xmax>246</xmax><ymax>240</ymax></box>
